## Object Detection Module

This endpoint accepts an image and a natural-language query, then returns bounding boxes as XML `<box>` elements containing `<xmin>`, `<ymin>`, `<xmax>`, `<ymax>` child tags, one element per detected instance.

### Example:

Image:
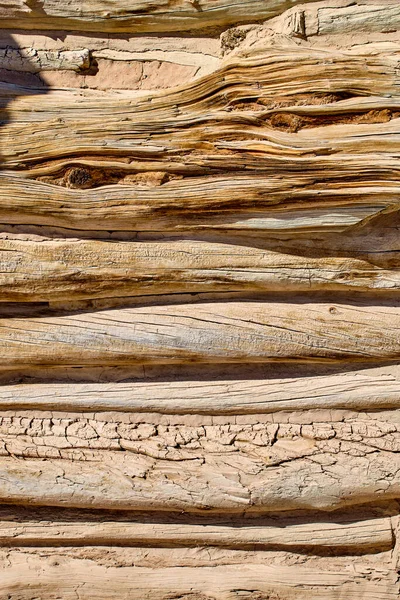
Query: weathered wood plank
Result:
<box><xmin>0</xmin><ymin>47</ymin><xmax>90</xmax><ymax>73</ymax></box>
<box><xmin>317</xmin><ymin>3</ymin><xmax>400</xmax><ymax>36</ymax></box>
<box><xmin>0</xmin><ymin>301</ymin><xmax>398</xmax><ymax>367</ymax></box>
<box><xmin>2</xmin><ymin>42</ymin><xmax>400</xmax><ymax>168</ymax></box>
<box><xmin>0</xmin><ymin>0</ymin><xmax>318</xmax><ymax>33</ymax></box>
<box><xmin>0</xmin><ymin>517</ymin><xmax>392</xmax><ymax>551</ymax></box>
<box><xmin>0</xmin><ymin>365</ymin><xmax>398</xmax><ymax>413</ymax></box>
<box><xmin>0</xmin><ymin>237</ymin><xmax>397</xmax><ymax>302</ymax></box>
<box><xmin>0</xmin><ymin>443</ymin><xmax>399</xmax><ymax>512</ymax></box>
<box><xmin>1</xmin><ymin>553</ymin><xmax>398</xmax><ymax>600</ymax></box>
<box><xmin>0</xmin><ymin>173</ymin><xmax>396</xmax><ymax>232</ymax></box>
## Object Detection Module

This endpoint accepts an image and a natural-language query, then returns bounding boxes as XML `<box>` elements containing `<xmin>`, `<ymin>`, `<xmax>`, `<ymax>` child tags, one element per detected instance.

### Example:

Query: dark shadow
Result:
<box><xmin>0</xmin><ymin>31</ymin><xmax>51</xmax><ymax>167</ymax></box>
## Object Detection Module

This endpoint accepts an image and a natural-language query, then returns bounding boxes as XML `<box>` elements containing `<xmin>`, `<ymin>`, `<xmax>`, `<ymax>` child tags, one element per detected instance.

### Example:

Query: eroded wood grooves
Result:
<box><xmin>0</xmin><ymin>0</ymin><xmax>399</xmax><ymax>598</ymax></box>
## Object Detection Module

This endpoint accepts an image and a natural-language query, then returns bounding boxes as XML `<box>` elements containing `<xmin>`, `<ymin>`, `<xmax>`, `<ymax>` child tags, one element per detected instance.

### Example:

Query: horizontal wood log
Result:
<box><xmin>0</xmin><ymin>0</ymin><xmax>317</xmax><ymax>33</ymax></box>
<box><xmin>0</xmin><ymin>237</ymin><xmax>397</xmax><ymax>302</ymax></box>
<box><xmin>0</xmin><ymin>365</ymin><xmax>398</xmax><ymax>413</ymax></box>
<box><xmin>0</xmin><ymin>444</ymin><xmax>399</xmax><ymax>512</ymax></box>
<box><xmin>0</xmin><ymin>301</ymin><xmax>398</xmax><ymax>368</ymax></box>
<box><xmin>2</xmin><ymin>36</ymin><xmax>400</xmax><ymax>236</ymax></box>
<box><xmin>0</xmin><ymin>173</ymin><xmax>396</xmax><ymax>232</ymax></box>
<box><xmin>0</xmin><ymin>517</ymin><xmax>392</xmax><ymax>551</ymax></box>
<box><xmin>3</xmin><ymin>44</ymin><xmax>400</xmax><ymax>172</ymax></box>
<box><xmin>317</xmin><ymin>2</ymin><xmax>400</xmax><ymax>36</ymax></box>
<box><xmin>1</xmin><ymin>553</ymin><xmax>398</xmax><ymax>600</ymax></box>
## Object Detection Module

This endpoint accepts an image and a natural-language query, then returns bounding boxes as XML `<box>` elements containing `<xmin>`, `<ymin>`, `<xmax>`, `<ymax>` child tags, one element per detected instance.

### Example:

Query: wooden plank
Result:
<box><xmin>0</xmin><ymin>517</ymin><xmax>392</xmax><ymax>551</ymax></box>
<box><xmin>1</xmin><ymin>553</ymin><xmax>398</xmax><ymax>600</ymax></box>
<box><xmin>0</xmin><ymin>365</ymin><xmax>398</xmax><ymax>413</ymax></box>
<box><xmin>0</xmin><ymin>0</ymin><xmax>318</xmax><ymax>33</ymax></box>
<box><xmin>318</xmin><ymin>3</ymin><xmax>400</xmax><ymax>35</ymax></box>
<box><xmin>0</xmin><ymin>444</ymin><xmax>399</xmax><ymax>512</ymax></box>
<box><xmin>0</xmin><ymin>173</ymin><xmax>396</xmax><ymax>232</ymax></box>
<box><xmin>0</xmin><ymin>237</ymin><xmax>397</xmax><ymax>302</ymax></box>
<box><xmin>0</xmin><ymin>301</ymin><xmax>398</xmax><ymax>367</ymax></box>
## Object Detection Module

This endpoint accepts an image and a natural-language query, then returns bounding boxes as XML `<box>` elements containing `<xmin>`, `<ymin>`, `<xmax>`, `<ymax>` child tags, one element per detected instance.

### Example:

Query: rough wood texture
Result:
<box><xmin>0</xmin><ymin>300</ymin><xmax>399</xmax><ymax>367</ymax></box>
<box><xmin>1</xmin><ymin>0</ymin><xmax>400</xmax><ymax>598</ymax></box>
<box><xmin>0</xmin><ymin>364</ymin><xmax>398</xmax><ymax>413</ymax></box>
<box><xmin>0</xmin><ymin>0</ymin><xmax>319</xmax><ymax>33</ymax></box>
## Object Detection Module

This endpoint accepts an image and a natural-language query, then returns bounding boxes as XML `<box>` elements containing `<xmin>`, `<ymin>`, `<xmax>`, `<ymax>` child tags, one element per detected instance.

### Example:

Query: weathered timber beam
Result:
<box><xmin>1</xmin><ymin>555</ymin><xmax>398</xmax><ymax>600</ymax></box>
<box><xmin>0</xmin><ymin>445</ymin><xmax>399</xmax><ymax>512</ymax></box>
<box><xmin>0</xmin><ymin>237</ymin><xmax>397</xmax><ymax>302</ymax></box>
<box><xmin>2</xmin><ymin>44</ymin><xmax>400</xmax><ymax>167</ymax></box>
<box><xmin>0</xmin><ymin>301</ymin><xmax>398</xmax><ymax>367</ymax></box>
<box><xmin>0</xmin><ymin>517</ymin><xmax>392</xmax><ymax>551</ymax></box>
<box><xmin>0</xmin><ymin>365</ymin><xmax>397</xmax><ymax>412</ymax></box>
<box><xmin>0</xmin><ymin>173</ymin><xmax>396</xmax><ymax>232</ymax></box>
<box><xmin>316</xmin><ymin>2</ymin><xmax>400</xmax><ymax>36</ymax></box>
<box><xmin>0</xmin><ymin>0</ymin><xmax>318</xmax><ymax>33</ymax></box>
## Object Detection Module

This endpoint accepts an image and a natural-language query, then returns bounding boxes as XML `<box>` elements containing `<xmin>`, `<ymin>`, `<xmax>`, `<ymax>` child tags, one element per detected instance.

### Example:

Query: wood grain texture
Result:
<box><xmin>0</xmin><ymin>365</ymin><xmax>398</xmax><ymax>413</ymax></box>
<box><xmin>0</xmin><ymin>237</ymin><xmax>398</xmax><ymax>302</ymax></box>
<box><xmin>0</xmin><ymin>300</ymin><xmax>398</xmax><ymax>367</ymax></box>
<box><xmin>0</xmin><ymin>516</ymin><xmax>393</xmax><ymax>551</ymax></box>
<box><xmin>0</xmin><ymin>444</ymin><xmax>399</xmax><ymax>512</ymax></box>
<box><xmin>1</xmin><ymin>0</ymin><xmax>400</xmax><ymax>597</ymax></box>
<box><xmin>0</xmin><ymin>408</ymin><xmax>399</xmax><ymax>514</ymax></box>
<box><xmin>0</xmin><ymin>0</ymin><xmax>318</xmax><ymax>33</ymax></box>
<box><xmin>1</xmin><ymin>553</ymin><xmax>398</xmax><ymax>600</ymax></box>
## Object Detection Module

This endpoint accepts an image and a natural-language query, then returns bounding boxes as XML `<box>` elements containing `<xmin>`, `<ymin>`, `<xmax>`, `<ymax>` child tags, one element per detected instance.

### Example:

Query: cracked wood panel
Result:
<box><xmin>1</xmin><ymin>404</ymin><xmax>400</xmax><ymax>514</ymax></box>
<box><xmin>1</xmin><ymin>1</ymin><xmax>400</xmax><ymax>598</ymax></box>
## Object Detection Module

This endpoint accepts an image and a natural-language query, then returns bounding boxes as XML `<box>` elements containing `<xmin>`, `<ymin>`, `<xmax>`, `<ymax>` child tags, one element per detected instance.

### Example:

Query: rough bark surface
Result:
<box><xmin>0</xmin><ymin>0</ymin><xmax>400</xmax><ymax>598</ymax></box>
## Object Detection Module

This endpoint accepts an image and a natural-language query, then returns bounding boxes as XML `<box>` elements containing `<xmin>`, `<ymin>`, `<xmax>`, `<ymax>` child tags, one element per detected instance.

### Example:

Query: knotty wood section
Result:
<box><xmin>0</xmin><ymin>0</ymin><xmax>400</xmax><ymax>598</ymax></box>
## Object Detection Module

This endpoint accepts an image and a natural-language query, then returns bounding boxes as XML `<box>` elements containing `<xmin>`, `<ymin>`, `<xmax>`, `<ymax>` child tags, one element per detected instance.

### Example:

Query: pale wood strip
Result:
<box><xmin>0</xmin><ymin>444</ymin><xmax>399</xmax><ymax>513</ymax></box>
<box><xmin>0</xmin><ymin>301</ymin><xmax>398</xmax><ymax>368</ymax></box>
<box><xmin>0</xmin><ymin>365</ymin><xmax>398</xmax><ymax>413</ymax></box>
<box><xmin>1</xmin><ymin>554</ymin><xmax>398</xmax><ymax>600</ymax></box>
<box><xmin>0</xmin><ymin>237</ymin><xmax>397</xmax><ymax>302</ymax></box>
<box><xmin>0</xmin><ymin>517</ymin><xmax>392</xmax><ymax>551</ymax></box>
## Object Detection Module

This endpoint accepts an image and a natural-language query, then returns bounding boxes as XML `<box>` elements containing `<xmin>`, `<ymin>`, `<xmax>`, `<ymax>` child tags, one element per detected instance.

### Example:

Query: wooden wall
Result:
<box><xmin>0</xmin><ymin>1</ymin><xmax>399</xmax><ymax>597</ymax></box>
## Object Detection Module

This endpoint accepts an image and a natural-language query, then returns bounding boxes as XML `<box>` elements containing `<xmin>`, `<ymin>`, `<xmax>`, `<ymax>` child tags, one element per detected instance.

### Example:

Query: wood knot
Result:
<box><xmin>64</xmin><ymin>167</ymin><xmax>93</xmax><ymax>189</ymax></box>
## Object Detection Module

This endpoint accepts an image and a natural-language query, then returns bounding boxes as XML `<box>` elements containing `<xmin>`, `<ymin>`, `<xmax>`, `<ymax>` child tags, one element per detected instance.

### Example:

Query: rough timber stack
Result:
<box><xmin>0</xmin><ymin>0</ymin><xmax>400</xmax><ymax>597</ymax></box>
